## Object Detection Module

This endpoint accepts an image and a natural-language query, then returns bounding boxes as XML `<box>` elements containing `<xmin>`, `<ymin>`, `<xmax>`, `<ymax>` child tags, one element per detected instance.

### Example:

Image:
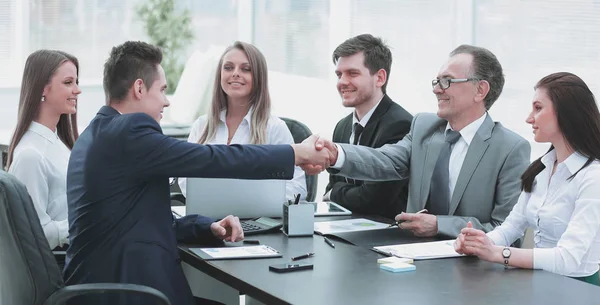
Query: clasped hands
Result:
<box><xmin>292</xmin><ymin>135</ymin><xmax>338</xmax><ymax>175</ymax></box>
<box><xmin>454</xmin><ymin>221</ymin><xmax>499</xmax><ymax>262</ymax></box>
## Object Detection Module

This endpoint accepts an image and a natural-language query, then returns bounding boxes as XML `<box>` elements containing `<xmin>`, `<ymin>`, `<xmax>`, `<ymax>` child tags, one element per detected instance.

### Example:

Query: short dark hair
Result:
<box><xmin>103</xmin><ymin>41</ymin><xmax>163</xmax><ymax>104</ymax></box>
<box><xmin>332</xmin><ymin>34</ymin><xmax>392</xmax><ymax>93</ymax></box>
<box><xmin>521</xmin><ymin>72</ymin><xmax>600</xmax><ymax>192</ymax></box>
<box><xmin>450</xmin><ymin>45</ymin><xmax>504</xmax><ymax>110</ymax></box>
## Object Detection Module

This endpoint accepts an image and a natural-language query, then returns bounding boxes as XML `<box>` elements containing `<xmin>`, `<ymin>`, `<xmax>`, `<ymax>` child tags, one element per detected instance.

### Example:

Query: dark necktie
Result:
<box><xmin>427</xmin><ymin>130</ymin><xmax>461</xmax><ymax>215</ymax></box>
<box><xmin>346</xmin><ymin>123</ymin><xmax>365</xmax><ymax>185</ymax></box>
<box><xmin>353</xmin><ymin>123</ymin><xmax>364</xmax><ymax>145</ymax></box>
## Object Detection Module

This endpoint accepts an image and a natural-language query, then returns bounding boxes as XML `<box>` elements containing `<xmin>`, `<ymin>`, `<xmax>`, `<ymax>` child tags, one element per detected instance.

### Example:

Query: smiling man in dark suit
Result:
<box><xmin>63</xmin><ymin>41</ymin><xmax>330</xmax><ymax>305</ymax></box>
<box><xmin>324</xmin><ymin>34</ymin><xmax>413</xmax><ymax>219</ymax></box>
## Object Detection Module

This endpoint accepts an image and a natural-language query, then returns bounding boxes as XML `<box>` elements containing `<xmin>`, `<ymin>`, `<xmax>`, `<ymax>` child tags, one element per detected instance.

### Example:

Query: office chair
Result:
<box><xmin>279</xmin><ymin>117</ymin><xmax>317</xmax><ymax>202</ymax></box>
<box><xmin>0</xmin><ymin>171</ymin><xmax>171</xmax><ymax>305</ymax></box>
<box><xmin>0</xmin><ymin>143</ymin><xmax>8</xmax><ymax>170</ymax></box>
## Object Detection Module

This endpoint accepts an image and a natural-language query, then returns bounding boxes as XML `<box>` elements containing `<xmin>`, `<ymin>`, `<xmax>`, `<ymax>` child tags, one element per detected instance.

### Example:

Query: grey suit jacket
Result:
<box><xmin>334</xmin><ymin>112</ymin><xmax>531</xmax><ymax>237</ymax></box>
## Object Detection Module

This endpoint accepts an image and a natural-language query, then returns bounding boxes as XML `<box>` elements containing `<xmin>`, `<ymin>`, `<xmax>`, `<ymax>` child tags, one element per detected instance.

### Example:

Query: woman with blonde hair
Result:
<box><xmin>179</xmin><ymin>41</ymin><xmax>306</xmax><ymax>200</ymax></box>
<box><xmin>7</xmin><ymin>49</ymin><xmax>81</xmax><ymax>250</ymax></box>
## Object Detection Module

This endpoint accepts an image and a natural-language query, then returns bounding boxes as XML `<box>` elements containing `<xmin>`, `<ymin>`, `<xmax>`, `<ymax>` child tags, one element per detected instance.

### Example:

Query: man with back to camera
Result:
<box><xmin>63</xmin><ymin>41</ymin><xmax>330</xmax><ymax>305</ymax></box>
<box><xmin>306</xmin><ymin>45</ymin><xmax>531</xmax><ymax>238</ymax></box>
<box><xmin>324</xmin><ymin>34</ymin><xmax>413</xmax><ymax>219</ymax></box>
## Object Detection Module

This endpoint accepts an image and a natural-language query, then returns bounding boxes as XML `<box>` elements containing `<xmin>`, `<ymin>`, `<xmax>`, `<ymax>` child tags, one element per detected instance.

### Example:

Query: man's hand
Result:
<box><xmin>315</xmin><ymin>136</ymin><xmax>338</xmax><ymax>165</ymax></box>
<box><xmin>210</xmin><ymin>215</ymin><xmax>244</xmax><ymax>242</ymax></box>
<box><xmin>395</xmin><ymin>212</ymin><xmax>438</xmax><ymax>237</ymax></box>
<box><xmin>292</xmin><ymin>135</ymin><xmax>332</xmax><ymax>175</ymax></box>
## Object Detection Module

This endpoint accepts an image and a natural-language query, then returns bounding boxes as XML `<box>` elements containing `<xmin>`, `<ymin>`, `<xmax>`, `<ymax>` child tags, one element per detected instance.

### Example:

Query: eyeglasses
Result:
<box><xmin>431</xmin><ymin>78</ymin><xmax>480</xmax><ymax>90</ymax></box>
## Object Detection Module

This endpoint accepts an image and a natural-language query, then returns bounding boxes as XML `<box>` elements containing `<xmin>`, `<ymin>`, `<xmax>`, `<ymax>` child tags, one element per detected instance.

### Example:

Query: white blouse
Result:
<box><xmin>179</xmin><ymin>108</ymin><xmax>307</xmax><ymax>200</ymax></box>
<box><xmin>8</xmin><ymin>121</ymin><xmax>70</xmax><ymax>249</ymax></box>
<box><xmin>487</xmin><ymin>150</ymin><xmax>600</xmax><ymax>277</ymax></box>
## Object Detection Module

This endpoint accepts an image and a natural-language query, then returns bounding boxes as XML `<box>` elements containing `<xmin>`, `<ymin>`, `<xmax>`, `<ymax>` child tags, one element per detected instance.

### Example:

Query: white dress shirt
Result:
<box><xmin>349</xmin><ymin>99</ymin><xmax>381</xmax><ymax>145</ymax></box>
<box><xmin>444</xmin><ymin>112</ymin><xmax>487</xmax><ymax>201</ymax></box>
<box><xmin>8</xmin><ymin>121</ymin><xmax>70</xmax><ymax>249</ymax></box>
<box><xmin>487</xmin><ymin>150</ymin><xmax>600</xmax><ymax>277</ymax></box>
<box><xmin>179</xmin><ymin>108</ymin><xmax>307</xmax><ymax>200</ymax></box>
<box><xmin>334</xmin><ymin>112</ymin><xmax>487</xmax><ymax>202</ymax></box>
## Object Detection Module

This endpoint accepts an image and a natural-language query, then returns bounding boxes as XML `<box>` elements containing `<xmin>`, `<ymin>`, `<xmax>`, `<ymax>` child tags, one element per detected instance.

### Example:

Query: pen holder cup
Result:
<box><xmin>283</xmin><ymin>201</ymin><xmax>314</xmax><ymax>237</ymax></box>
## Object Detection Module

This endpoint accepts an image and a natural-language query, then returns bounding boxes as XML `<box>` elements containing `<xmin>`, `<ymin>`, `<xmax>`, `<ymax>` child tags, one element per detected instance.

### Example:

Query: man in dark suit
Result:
<box><xmin>63</xmin><ymin>41</ymin><xmax>329</xmax><ymax>305</ymax></box>
<box><xmin>324</xmin><ymin>34</ymin><xmax>413</xmax><ymax>219</ymax></box>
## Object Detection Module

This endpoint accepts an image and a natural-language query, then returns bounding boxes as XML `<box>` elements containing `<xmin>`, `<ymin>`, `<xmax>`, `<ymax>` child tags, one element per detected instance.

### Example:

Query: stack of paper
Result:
<box><xmin>380</xmin><ymin>262</ymin><xmax>416</xmax><ymax>273</ymax></box>
<box><xmin>313</xmin><ymin>218</ymin><xmax>390</xmax><ymax>235</ymax></box>
<box><xmin>373</xmin><ymin>240</ymin><xmax>463</xmax><ymax>260</ymax></box>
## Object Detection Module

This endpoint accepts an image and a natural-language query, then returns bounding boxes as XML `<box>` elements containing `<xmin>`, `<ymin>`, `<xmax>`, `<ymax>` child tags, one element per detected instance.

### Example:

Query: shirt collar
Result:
<box><xmin>445</xmin><ymin>112</ymin><xmax>488</xmax><ymax>145</ymax></box>
<box><xmin>28</xmin><ymin>121</ymin><xmax>59</xmax><ymax>143</ymax></box>
<box><xmin>219</xmin><ymin>105</ymin><xmax>254</xmax><ymax>124</ymax></box>
<box><xmin>541</xmin><ymin>149</ymin><xmax>589</xmax><ymax>175</ymax></box>
<box><xmin>352</xmin><ymin>97</ymin><xmax>383</xmax><ymax>127</ymax></box>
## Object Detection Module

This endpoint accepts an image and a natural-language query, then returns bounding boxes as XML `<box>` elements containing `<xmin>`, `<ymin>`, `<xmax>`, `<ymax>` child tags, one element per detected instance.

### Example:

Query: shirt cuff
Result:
<box><xmin>533</xmin><ymin>247</ymin><xmax>555</xmax><ymax>271</ymax></box>
<box><xmin>57</xmin><ymin>219</ymin><xmax>69</xmax><ymax>246</ymax></box>
<box><xmin>331</xmin><ymin>144</ymin><xmax>346</xmax><ymax>169</ymax></box>
<box><xmin>486</xmin><ymin>230</ymin><xmax>506</xmax><ymax>247</ymax></box>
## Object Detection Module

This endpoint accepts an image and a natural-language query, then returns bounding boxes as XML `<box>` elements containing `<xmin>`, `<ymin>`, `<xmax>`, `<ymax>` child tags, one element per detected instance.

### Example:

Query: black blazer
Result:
<box><xmin>64</xmin><ymin>106</ymin><xmax>294</xmax><ymax>305</ymax></box>
<box><xmin>326</xmin><ymin>95</ymin><xmax>413</xmax><ymax>219</ymax></box>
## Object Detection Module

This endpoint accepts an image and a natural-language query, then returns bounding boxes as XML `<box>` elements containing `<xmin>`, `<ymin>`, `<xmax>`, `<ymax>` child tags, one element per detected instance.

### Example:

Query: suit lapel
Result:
<box><xmin>359</xmin><ymin>96</ymin><xmax>392</xmax><ymax>146</ymax></box>
<box><xmin>341</xmin><ymin>118</ymin><xmax>352</xmax><ymax>144</ymax></box>
<box><xmin>419</xmin><ymin>125</ymin><xmax>446</xmax><ymax>209</ymax></box>
<box><xmin>448</xmin><ymin>115</ymin><xmax>493</xmax><ymax>214</ymax></box>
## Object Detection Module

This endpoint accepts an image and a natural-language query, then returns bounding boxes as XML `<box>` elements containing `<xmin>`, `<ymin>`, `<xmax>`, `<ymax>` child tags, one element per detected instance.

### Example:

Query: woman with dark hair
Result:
<box><xmin>454</xmin><ymin>72</ymin><xmax>600</xmax><ymax>285</ymax></box>
<box><xmin>7</xmin><ymin>50</ymin><xmax>80</xmax><ymax>250</ymax></box>
<box><xmin>178</xmin><ymin>41</ymin><xmax>306</xmax><ymax>200</ymax></box>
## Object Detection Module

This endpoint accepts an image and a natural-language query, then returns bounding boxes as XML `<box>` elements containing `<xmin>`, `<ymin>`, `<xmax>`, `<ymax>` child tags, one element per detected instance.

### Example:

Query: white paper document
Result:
<box><xmin>190</xmin><ymin>245</ymin><xmax>282</xmax><ymax>260</ymax></box>
<box><xmin>373</xmin><ymin>240</ymin><xmax>463</xmax><ymax>260</ymax></box>
<box><xmin>314</xmin><ymin>218</ymin><xmax>390</xmax><ymax>235</ymax></box>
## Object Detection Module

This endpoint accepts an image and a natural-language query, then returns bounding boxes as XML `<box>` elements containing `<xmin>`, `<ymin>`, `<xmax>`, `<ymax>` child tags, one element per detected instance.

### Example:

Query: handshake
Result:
<box><xmin>291</xmin><ymin>135</ymin><xmax>338</xmax><ymax>175</ymax></box>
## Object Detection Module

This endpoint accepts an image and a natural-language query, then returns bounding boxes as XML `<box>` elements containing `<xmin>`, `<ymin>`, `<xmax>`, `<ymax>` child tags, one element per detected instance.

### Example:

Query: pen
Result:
<box><xmin>388</xmin><ymin>209</ymin><xmax>428</xmax><ymax>228</ymax></box>
<box><xmin>243</xmin><ymin>239</ymin><xmax>260</xmax><ymax>245</ymax></box>
<box><xmin>291</xmin><ymin>252</ymin><xmax>315</xmax><ymax>261</ymax></box>
<box><xmin>293</xmin><ymin>194</ymin><xmax>301</xmax><ymax>205</ymax></box>
<box><xmin>324</xmin><ymin>236</ymin><xmax>335</xmax><ymax>248</ymax></box>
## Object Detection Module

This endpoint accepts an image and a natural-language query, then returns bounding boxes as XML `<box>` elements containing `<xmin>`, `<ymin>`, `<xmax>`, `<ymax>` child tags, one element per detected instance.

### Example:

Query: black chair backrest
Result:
<box><xmin>0</xmin><ymin>171</ymin><xmax>64</xmax><ymax>305</ymax></box>
<box><xmin>279</xmin><ymin>117</ymin><xmax>318</xmax><ymax>201</ymax></box>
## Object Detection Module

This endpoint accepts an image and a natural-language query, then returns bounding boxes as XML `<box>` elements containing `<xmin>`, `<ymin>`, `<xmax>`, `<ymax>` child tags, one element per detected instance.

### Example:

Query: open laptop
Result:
<box><xmin>186</xmin><ymin>178</ymin><xmax>286</xmax><ymax>219</ymax></box>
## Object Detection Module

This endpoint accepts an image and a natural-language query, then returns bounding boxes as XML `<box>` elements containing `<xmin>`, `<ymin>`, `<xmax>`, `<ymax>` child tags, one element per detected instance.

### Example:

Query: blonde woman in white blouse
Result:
<box><xmin>179</xmin><ymin>41</ymin><xmax>307</xmax><ymax>200</ymax></box>
<box><xmin>454</xmin><ymin>72</ymin><xmax>600</xmax><ymax>285</ymax></box>
<box><xmin>7</xmin><ymin>50</ymin><xmax>80</xmax><ymax>250</ymax></box>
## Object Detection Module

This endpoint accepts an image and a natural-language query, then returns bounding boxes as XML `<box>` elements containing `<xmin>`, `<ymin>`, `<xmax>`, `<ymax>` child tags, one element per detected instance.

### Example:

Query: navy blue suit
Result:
<box><xmin>64</xmin><ymin>106</ymin><xmax>294</xmax><ymax>305</ymax></box>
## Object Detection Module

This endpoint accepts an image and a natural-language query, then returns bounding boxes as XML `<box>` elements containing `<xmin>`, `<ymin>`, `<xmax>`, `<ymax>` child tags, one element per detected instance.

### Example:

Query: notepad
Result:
<box><xmin>377</xmin><ymin>257</ymin><xmax>414</xmax><ymax>264</ymax></box>
<box><xmin>189</xmin><ymin>245</ymin><xmax>282</xmax><ymax>260</ymax></box>
<box><xmin>380</xmin><ymin>262</ymin><xmax>416</xmax><ymax>273</ymax></box>
<box><xmin>373</xmin><ymin>240</ymin><xmax>463</xmax><ymax>260</ymax></box>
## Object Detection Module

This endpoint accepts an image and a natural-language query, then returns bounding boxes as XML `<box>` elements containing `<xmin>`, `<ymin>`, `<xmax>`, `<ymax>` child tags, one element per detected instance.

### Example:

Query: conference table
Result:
<box><xmin>179</xmin><ymin>216</ymin><xmax>599</xmax><ymax>305</ymax></box>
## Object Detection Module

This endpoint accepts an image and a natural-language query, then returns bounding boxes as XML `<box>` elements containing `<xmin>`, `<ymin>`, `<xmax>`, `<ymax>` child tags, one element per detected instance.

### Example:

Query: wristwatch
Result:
<box><xmin>502</xmin><ymin>247</ymin><xmax>511</xmax><ymax>269</ymax></box>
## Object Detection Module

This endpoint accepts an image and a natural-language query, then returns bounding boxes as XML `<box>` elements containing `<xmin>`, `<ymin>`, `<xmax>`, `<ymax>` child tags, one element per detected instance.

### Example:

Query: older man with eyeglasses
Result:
<box><xmin>305</xmin><ymin>44</ymin><xmax>531</xmax><ymax>239</ymax></box>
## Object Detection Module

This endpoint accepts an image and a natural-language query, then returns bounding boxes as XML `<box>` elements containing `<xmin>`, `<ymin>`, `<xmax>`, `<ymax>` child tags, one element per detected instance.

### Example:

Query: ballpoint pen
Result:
<box><xmin>323</xmin><ymin>236</ymin><xmax>335</xmax><ymax>248</ymax></box>
<box><xmin>291</xmin><ymin>252</ymin><xmax>315</xmax><ymax>261</ymax></box>
<box><xmin>293</xmin><ymin>193</ymin><xmax>301</xmax><ymax>205</ymax></box>
<box><xmin>243</xmin><ymin>239</ymin><xmax>260</xmax><ymax>245</ymax></box>
<box><xmin>387</xmin><ymin>209</ymin><xmax>428</xmax><ymax>228</ymax></box>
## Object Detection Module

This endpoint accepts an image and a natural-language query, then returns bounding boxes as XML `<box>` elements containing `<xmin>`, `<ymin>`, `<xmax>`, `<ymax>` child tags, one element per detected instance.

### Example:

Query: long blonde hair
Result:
<box><xmin>198</xmin><ymin>41</ymin><xmax>271</xmax><ymax>144</ymax></box>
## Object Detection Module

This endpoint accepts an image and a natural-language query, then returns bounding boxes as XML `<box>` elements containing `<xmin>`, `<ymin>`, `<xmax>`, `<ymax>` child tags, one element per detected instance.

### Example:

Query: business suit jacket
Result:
<box><xmin>64</xmin><ymin>106</ymin><xmax>294</xmax><ymax>305</ymax></box>
<box><xmin>326</xmin><ymin>95</ymin><xmax>413</xmax><ymax>219</ymax></box>
<box><xmin>334</xmin><ymin>112</ymin><xmax>530</xmax><ymax>237</ymax></box>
